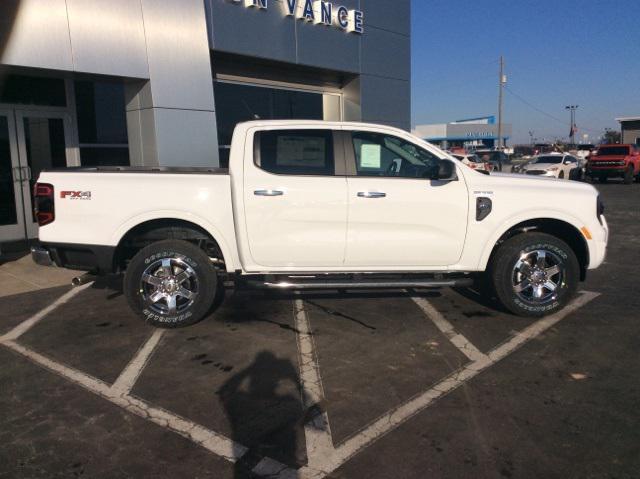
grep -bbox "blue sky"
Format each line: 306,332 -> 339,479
411,0 -> 640,143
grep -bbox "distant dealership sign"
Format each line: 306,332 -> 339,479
231,0 -> 364,34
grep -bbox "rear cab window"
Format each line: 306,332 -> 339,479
255,129 -> 335,176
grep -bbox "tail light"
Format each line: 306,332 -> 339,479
34,183 -> 55,226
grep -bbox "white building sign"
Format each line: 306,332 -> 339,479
232,0 -> 364,34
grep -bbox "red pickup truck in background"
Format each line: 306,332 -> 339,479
586,144 -> 640,184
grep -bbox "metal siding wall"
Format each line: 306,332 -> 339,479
359,0 -> 411,130
0,0 -> 74,71
66,0 -> 148,78
128,0 -> 220,167
206,0 -> 411,130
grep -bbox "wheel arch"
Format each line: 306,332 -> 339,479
112,217 -> 236,273
482,217 -> 590,281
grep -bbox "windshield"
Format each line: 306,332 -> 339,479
533,156 -> 563,164
597,146 -> 630,156
578,144 -> 595,151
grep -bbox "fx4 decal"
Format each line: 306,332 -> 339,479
60,191 -> 92,200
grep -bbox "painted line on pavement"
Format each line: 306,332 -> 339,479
1,282 -> 94,342
412,295 -> 489,362
292,291 -> 600,479
0,339 -> 254,466
290,299 -> 335,471
110,328 -> 165,396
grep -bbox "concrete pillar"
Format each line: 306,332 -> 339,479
125,0 -> 219,168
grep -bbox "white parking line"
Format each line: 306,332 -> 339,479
291,299 -> 336,470
412,296 -> 489,362
110,328 -> 165,396
0,339 -> 253,465
1,282 -> 93,342
292,291 -> 600,479
0,282 -> 600,479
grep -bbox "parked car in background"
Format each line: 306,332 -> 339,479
451,153 -> 489,172
586,144 -> 640,184
475,150 -> 509,172
519,153 -> 580,180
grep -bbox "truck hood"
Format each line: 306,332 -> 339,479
589,156 -> 626,161
481,172 -> 598,195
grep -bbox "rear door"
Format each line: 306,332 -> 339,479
243,128 -> 348,269
343,129 -> 468,268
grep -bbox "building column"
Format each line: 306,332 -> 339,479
125,0 -> 219,168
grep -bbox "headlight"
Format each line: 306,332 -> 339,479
549,167 -> 559,171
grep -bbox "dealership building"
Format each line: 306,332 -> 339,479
0,0 -> 410,247
413,116 -> 512,150
617,117 -> 640,145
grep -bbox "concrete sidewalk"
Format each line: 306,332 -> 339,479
0,254 -> 82,298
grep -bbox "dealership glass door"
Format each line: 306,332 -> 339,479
0,110 -> 24,242
0,109 -> 74,243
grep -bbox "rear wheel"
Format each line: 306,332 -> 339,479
124,239 -> 218,328
623,166 -> 634,184
489,233 -> 579,317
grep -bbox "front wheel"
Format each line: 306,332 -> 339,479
124,240 -> 219,328
489,233 -> 579,317
623,166 -> 634,184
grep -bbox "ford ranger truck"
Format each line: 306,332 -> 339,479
31,121 -> 609,328
586,144 -> 640,184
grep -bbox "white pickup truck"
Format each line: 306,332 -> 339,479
31,121 -> 608,327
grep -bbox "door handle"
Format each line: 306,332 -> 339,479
254,189 -> 284,197
357,191 -> 386,198
12,166 -> 22,183
20,166 -> 32,183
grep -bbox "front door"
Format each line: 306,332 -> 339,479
0,109 -> 74,243
344,129 -> 469,268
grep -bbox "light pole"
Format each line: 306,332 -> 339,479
565,105 -> 579,145
497,56 -> 507,150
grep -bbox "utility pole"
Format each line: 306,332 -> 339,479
497,56 -> 506,150
565,105 -> 579,145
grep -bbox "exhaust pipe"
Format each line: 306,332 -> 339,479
71,273 -> 96,287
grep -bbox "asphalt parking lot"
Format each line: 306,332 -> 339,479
1,181 -> 639,479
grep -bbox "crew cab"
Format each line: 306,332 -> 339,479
31,121 -> 608,328
586,144 -> 640,184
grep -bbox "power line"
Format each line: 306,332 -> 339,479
504,86 -> 604,135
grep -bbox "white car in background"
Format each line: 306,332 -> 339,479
519,153 -> 579,180
451,153 -> 489,172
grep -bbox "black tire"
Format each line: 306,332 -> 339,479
623,166 -> 634,184
489,233 -> 579,317
124,239 -> 218,328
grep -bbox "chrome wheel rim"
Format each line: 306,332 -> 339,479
140,257 -> 198,315
512,249 -> 564,304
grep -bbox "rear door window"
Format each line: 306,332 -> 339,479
256,130 -> 335,175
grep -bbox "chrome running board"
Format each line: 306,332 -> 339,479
245,277 -> 473,290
